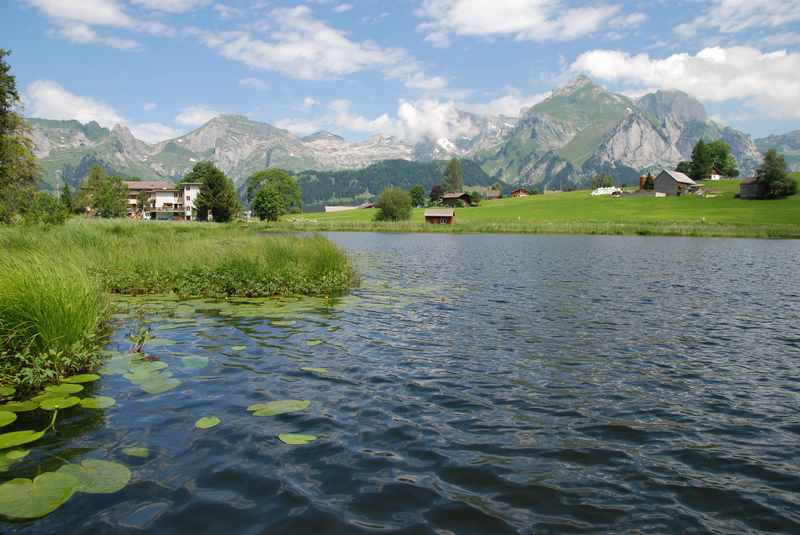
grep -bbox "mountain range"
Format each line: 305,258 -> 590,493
29,75 -> 780,199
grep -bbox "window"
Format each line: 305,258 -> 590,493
186,196 -> 191,201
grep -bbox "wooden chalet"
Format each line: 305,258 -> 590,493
424,208 -> 455,225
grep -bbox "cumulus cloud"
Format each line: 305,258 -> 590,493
571,46 -> 800,117
676,0 -> 800,36
463,90 -> 550,117
129,0 -> 211,13
213,3 -> 243,19
333,3 -> 353,13
175,105 -> 220,127
416,0 -> 621,45
55,23 -> 141,49
190,6 -> 402,79
302,97 -> 318,109
26,80 -> 179,143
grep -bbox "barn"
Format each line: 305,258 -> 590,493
654,170 -> 698,196
424,208 -> 455,225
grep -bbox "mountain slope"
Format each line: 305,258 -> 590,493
755,130 -> 800,171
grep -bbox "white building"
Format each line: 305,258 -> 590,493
124,181 -> 203,221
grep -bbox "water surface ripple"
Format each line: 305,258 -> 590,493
6,233 -> 800,534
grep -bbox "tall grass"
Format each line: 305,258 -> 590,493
0,220 -> 357,390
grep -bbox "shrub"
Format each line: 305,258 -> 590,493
374,187 -> 412,221
252,184 -> 286,221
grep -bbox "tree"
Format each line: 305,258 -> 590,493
469,190 -> 482,206
245,168 -> 302,213
185,162 -> 240,222
24,192 -> 67,225
441,158 -> 464,192
409,185 -> 426,208
706,140 -> 738,177
642,175 -> 655,191
252,183 -> 286,221
0,49 -> 40,224
689,139 -> 714,181
756,149 -> 797,198
676,161 -> 692,175
77,165 -> 128,218
374,187 -> 412,221
591,174 -> 614,188
60,183 -> 73,214
430,184 -> 444,203
136,189 -> 149,213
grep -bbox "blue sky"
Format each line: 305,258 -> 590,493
2,0 -> 799,143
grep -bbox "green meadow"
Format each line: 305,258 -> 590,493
277,178 -> 800,239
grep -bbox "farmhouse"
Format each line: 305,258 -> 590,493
424,208 -> 455,225
441,192 -> 472,207
653,170 -> 698,196
484,189 -> 501,200
511,189 -> 529,197
739,178 -> 768,199
124,181 -> 202,221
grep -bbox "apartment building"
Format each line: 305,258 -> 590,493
124,181 -> 202,221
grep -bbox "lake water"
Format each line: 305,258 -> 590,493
5,233 -> 800,534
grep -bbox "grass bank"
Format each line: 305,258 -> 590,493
275,178 -> 800,239
0,220 -> 357,391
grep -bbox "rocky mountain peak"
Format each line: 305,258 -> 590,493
637,90 -> 707,124
552,74 -> 597,97
302,131 -> 345,143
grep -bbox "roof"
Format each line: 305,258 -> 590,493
442,192 -> 470,199
124,181 -> 173,190
425,209 -> 455,217
660,170 -> 696,185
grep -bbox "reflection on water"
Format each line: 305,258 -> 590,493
4,233 -> 800,534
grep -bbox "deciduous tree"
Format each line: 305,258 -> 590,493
409,185 -> 426,207
374,187 -> 411,221
756,149 -> 796,198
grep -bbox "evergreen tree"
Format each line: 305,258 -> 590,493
0,49 -> 39,224
430,184 -> 444,203
689,139 -> 714,181
756,149 -> 796,198
441,158 -> 464,192
591,174 -> 614,188
676,161 -> 692,175
187,161 -> 240,222
60,183 -> 73,214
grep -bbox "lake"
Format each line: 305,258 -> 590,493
5,233 -> 800,534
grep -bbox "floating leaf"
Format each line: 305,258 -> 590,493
139,376 -> 181,395
271,320 -> 296,327
301,367 -> 329,375
0,387 -> 15,397
278,433 -> 317,445
195,416 -> 220,429
6,450 -> 28,461
32,391 -> 64,402
182,356 -> 209,369
0,412 -> 17,428
45,383 -> 84,395
80,396 -> 116,409
2,400 -> 39,412
146,338 -> 176,348
40,397 -> 80,411
0,429 -> 45,450
121,447 -> 149,458
306,340 -> 323,347
230,345 -> 246,351
57,460 -> 131,494
63,374 -> 100,384
99,355 -> 133,375
248,400 -> 310,417
0,472 -> 79,519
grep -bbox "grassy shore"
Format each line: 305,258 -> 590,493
0,220 -> 356,391
273,178 -> 800,239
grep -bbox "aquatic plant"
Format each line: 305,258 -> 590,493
195,416 -> 220,429
278,433 -> 317,445
247,400 -> 310,417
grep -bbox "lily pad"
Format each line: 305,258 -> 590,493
0,387 -> 15,397
0,429 -> 45,450
40,397 -> 81,411
57,460 -> 131,494
0,412 -> 17,428
248,400 -> 310,417
230,345 -> 246,351
63,374 -> 100,384
6,450 -> 29,461
301,367 -> 329,375
271,320 -> 296,327
121,447 -> 149,458
80,396 -> 116,409
278,433 -> 317,445
195,416 -> 220,429
146,338 -> 176,348
0,472 -> 79,519
181,355 -> 209,369
306,340 -> 323,347
139,376 -> 181,395
2,400 -> 39,412
45,383 -> 84,395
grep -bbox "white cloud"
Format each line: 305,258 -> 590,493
274,118 -> 325,136
175,105 -> 219,127
464,89 -> 550,117
213,3 -> 242,19
129,0 -> 211,13
302,97 -> 318,109
190,6 -> 402,79
404,72 -> 448,91
143,101 -> 157,111
333,4 -> 353,13
55,23 -> 141,49
676,0 -> 800,36
129,122 -> 181,143
416,0 -> 621,46
571,46 -> 800,117
239,77 -> 270,90
26,80 -> 181,143
27,80 -> 125,126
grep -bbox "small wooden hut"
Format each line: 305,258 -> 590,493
424,208 -> 455,225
